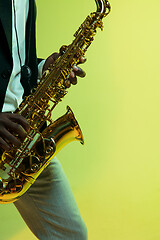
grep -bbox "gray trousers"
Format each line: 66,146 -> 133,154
14,157 -> 88,240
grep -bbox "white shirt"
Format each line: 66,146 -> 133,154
2,0 -> 44,113
2,0 -> 29,112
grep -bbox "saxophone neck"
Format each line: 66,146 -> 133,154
95,0 -> 111,16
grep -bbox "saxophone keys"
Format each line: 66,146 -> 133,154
64,80 -> 71,88
35,138 -> 56,159
6,178 -> 23,193
21,155 -> 41,174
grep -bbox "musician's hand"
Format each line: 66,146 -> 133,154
0,113 -> 30,151
43,52 -> 86,88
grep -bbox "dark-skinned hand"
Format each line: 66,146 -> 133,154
0,113 -> 30,151
43,51 -> 86,88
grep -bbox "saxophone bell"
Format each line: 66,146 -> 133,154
40,106 -> 84,155
0,106 -> 84,204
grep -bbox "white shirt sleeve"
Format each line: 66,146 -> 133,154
37,59 -> 46,82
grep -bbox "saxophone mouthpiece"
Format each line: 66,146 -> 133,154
95,0 -> 111,16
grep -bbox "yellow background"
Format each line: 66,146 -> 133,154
1,0 -> 160,239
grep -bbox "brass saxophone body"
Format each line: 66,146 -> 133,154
0,0 -> 111,204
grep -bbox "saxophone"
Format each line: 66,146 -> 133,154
0,0 -> 111,204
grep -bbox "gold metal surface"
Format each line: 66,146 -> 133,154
0,0 -> 111,204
